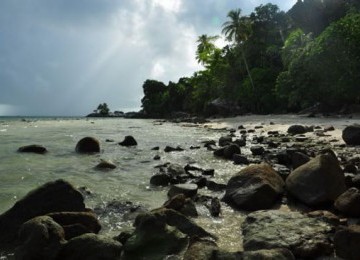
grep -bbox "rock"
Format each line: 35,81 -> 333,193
47,211 -> 101,240
206,181 -> 227,191
167,163 -> 186,176
342,124 -> 360,145
95,160 -> 116,170
119,136 -> 137,146
334,187 -> 360,217
223,144 -> 241,159
183,238 -> 218,260
75,137 -> 100,153
151,146 -> 160,150
219,136 -> 232,147
234,138 -> 246,147
153,155 -> 161,160
0,179 -> 85,246
291,152 -> 310,169
57,233 -> 123,260
307,210 -> 341,226
232,154 -> 249,165
164,146 -> 184,152
163,194 -> 198,217
250,145 -> 265,156
209,197 -> 221,217
243,248 -> 295,260
324,125 -> 335,132
14,216 -> 65,260
168,184 -> 198,198
17,144 -> 48,154
242,210 -> 333,258
150,173 -> 171,186
213,147 -> 225,157
123,211 -> 188,259
286,153 -> 346,206
334,225 -> 360,260
223,163 -> 285,210
287,125 -> 307,135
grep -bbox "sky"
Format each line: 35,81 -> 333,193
0,0 -> 297,116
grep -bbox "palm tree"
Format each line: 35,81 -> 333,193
196,34 -> 219,66
222,9 -> 254,89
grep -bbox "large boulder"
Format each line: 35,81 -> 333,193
334,187 -> 360,217
342,124 -> 360,145
223,163 -> 285,210
18,144 -> 48,154
242,210 -> 333,258
334,225 -> 360,260
57,233 -> 122,260
287,125 -> 308,135
47,211 -> 101,240
286,153 -> 346,206
0,179 -> 85,246
75,137 -> 100,153
14,216 -> 66,260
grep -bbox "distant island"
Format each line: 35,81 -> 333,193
86,103 -> 144,118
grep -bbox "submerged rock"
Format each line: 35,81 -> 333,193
57,233 -> 122,260
119,136 -> 137,147
242,210 -> 333,258
286,153 -> 346,206
0,179 -> 85,246
15,216 -> 66,260
94,160 -> 116,170
223,163 -> 285,210
18,144 -> 48,154
342,124 -> 360,145
75,137 -> 100,153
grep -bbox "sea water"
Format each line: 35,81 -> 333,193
0,115 -> 358,258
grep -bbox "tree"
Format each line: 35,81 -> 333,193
195,34 -> 219,66
97,103 -> 110,116
222,9 -> 255,89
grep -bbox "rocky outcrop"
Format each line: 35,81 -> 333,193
342,124 -> 360,145
119,136 -> 137,147
334,225 -> 360,260
286,153 -> 346,206
242,210 -> 333,258
75,137 -> 100,153
14,216 -> 66,260
57,233 -> 123,260
18,144 -> 48,154
334,187 -> 360,217
223,163 -> 285,210
0,179 -> 85,246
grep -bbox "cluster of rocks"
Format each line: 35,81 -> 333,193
146,123 -> 360,259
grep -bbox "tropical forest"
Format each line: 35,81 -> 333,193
141,0 -> 360,117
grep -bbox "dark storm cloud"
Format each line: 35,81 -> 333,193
0,0 -> 296,116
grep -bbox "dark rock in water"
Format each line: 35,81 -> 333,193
184,238 -> 218,260
168,184 -> 198,198
343,163 -> 357,174
334,225 -> 360,260
287,125 -> 307,135
232,154 -> 249,165
0,179 -> 85,246
324,125 -> 335,132
164,145 -> 184,152
223,144 -> 240,159
14,216 -> 65,260
291,152 -> 310,169
163,194 -> 198,217
151,146 -> 160,150
57,233 -> 123,260
47,211 -> 101,240
213,147 -> 225,157
219,136 -> 232,147
190,146 -> 200,150
94,160 -> 116,170
243,248 -> 295,260
234,138 -> 246,147
206,180 -> 226,191
119,135 -> 137,146
150,173 -> 171,186
153,155 -> 161,160
250,145 -> 265,156
202,169 -> 215,176
105,139 -> 114,142
123,210 -> 188,259
334,187 -> 360,217
209,197 -> 221,217
75,137 -> 100,153
295,136 -> 308,142
167,163 -> 186,176
242,210 -> 333,258
18,144 -> 48,154
286,153 -> 346,206
223,164 -> 285,210
342,124 -> 360,145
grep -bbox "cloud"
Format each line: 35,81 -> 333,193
0,0 -> 296,116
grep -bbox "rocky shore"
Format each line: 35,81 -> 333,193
1,118 -> 360,259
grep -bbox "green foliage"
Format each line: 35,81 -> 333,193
97,103 -> 110,116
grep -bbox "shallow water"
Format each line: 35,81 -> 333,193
0,115 -> 358,258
